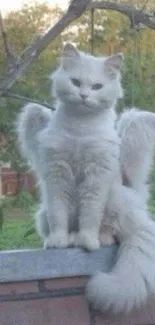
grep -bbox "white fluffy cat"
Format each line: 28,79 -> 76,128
17,44 -> 155,314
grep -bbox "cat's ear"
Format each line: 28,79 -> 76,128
62,43 -> 80,69
104,53 -> 124,78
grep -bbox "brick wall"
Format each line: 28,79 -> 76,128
1,167 -> 36,195
0,247 -> 155,325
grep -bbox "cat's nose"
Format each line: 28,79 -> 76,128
80,93 -> 88,100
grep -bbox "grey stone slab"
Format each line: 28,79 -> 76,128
0,245 -> 118,283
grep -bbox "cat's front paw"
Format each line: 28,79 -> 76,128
75,230 -> 100,251
68,232 -> 77,246
44,231 -> 69,249
99,232 -> 116,246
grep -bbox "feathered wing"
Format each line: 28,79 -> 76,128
17,103 -> 52,171
117,108 -> 155,201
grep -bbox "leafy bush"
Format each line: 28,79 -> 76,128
0,205 -> 4,230
11,190 -> 37,209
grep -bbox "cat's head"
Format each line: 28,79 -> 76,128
51,43 -> 123,114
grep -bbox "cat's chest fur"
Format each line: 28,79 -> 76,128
39,116 -> 120,179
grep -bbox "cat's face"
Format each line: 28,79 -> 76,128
52,44 -> 123,113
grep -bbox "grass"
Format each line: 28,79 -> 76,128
0,192 -> 41,250
0,218 -> 41,250
0,192 -> 155,251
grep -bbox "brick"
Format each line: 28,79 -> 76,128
0,281 -> 38,295
44,276 -> 88,291
93,298 -> 155,325
0,295 -> 90,325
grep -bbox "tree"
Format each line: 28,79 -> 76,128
0,0 -> 155,96
0,0 -> 155,168
0,3 -> 64,168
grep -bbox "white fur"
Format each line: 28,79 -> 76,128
17,44 -> 155,313
87,184 -> 155,313
17,103 -> 52,174
18,44 -> 121,250
117,108 -> 155,202
87,110 -> 155,313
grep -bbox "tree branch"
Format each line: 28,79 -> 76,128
0,0 -> 90,96
2,92 -> 55,110
0,0 -> 154,97
88,1 -> 155,30
0,11 -> 15,66
140,0 -> 149,13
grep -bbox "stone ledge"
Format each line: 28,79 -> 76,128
0,245 -> 117,283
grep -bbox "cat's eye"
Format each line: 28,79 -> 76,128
92,83 -> 103,90
71,78 -> 81,87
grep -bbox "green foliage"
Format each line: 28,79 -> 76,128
0,205 -> 4,230
24,226 -> 36,238
149,169 -> 155,202
0,1 -> 155,168
0,219 -> 41,250
1,191 -> 37,210
11,190 -> 37,209
0,197 -> 40,249
0,191 -> 37,239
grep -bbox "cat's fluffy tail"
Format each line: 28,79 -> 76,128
87,187 -> 155,313
17,103 -> 52,166
117,108 -> 155,200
